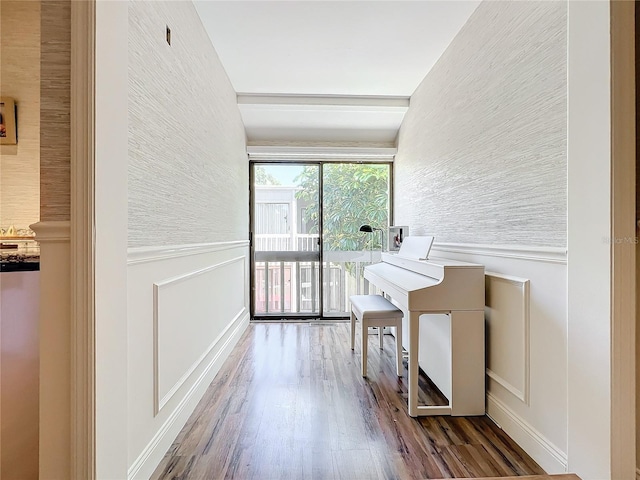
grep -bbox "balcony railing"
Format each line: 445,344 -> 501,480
255,233 -> 319,252
253,240 -> 382,316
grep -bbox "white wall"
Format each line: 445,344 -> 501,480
126,2 -> 249,478
394,0 -> 569,473
95,1 -> 129,478
566,2 -> 612,478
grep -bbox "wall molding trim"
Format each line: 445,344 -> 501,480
487,392 -> 567,473
431,242 -> 567,264
609,2 -> 636,478
128,310 -> 249,480
29,219 -> 73,479
128,240 -> 249,265
485,272 -> 530,405
70,0 -> 96,478
30,220 -> 71,242
153,256 -> 247,414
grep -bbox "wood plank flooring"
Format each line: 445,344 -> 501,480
152,322 -> 550,480
458,477 -> 580,480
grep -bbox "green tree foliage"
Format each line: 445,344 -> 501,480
295,164 -> 389,251
254,166 -> 281,185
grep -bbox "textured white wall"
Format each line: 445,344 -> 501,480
128,1 -> 248,248
394,0 -> 570,472
395,1 -> 567,248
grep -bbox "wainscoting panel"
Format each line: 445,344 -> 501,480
127,241 -> 250,480
154,256 -> 246,414
485,272 -> 530,404
427,244 -> 567,473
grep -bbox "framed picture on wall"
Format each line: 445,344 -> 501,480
388,226 -> 409,251
0,97 -> 17,145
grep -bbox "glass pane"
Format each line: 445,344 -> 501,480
322,164 -> 389,315
253,164 -> 320,315
254,164 -> 319,253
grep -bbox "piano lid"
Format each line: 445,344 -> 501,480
365,253 -> 485,311
366,261 -> 442,293
380,252 -> 482,277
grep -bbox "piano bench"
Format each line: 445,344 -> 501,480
349,294 -> 404,378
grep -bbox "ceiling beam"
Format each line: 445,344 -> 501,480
246,145 -> 397,161
237,93 -> 409,111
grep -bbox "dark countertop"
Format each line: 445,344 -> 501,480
0,253 -> 40,272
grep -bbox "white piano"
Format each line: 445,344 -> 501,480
364,251 -> 485,417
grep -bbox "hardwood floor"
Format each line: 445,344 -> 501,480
152,322 -> 548,480
462,477 -> 579,480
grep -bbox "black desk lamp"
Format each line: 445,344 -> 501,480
359,224 -> 384,256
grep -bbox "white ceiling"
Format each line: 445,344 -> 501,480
194,1 -> 480,144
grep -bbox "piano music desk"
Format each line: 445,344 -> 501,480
365,252 -> 485,417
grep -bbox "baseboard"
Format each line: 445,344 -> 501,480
127,311 -> 250,480
486,392 -> 567,474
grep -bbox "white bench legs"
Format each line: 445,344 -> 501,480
349,295 -> 404,377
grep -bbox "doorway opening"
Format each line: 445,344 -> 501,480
250,161 -> 392,320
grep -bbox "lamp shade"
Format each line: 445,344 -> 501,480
359,224 -> 374,233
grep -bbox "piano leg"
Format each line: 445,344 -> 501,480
395,320 -> 403,377
408,311 -> 420,417
350,310 -> 356,350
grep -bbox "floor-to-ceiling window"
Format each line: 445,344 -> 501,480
250,161 -> 391,319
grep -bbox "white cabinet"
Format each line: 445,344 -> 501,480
1,270 -> 39,479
